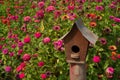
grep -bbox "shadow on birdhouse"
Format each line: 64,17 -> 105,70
61,18 -> 98,63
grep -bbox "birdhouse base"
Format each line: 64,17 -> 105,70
70,63 -> 86,80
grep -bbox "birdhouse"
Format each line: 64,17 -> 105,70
62,18 -> 98,63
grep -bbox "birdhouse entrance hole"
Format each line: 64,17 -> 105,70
71,45 -> 80,53
71,45 -> 80,59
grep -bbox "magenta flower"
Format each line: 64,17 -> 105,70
9,52 -> 14,57
45,71 -> 51,77
9,15 -> 18,21
18,49 -> 23,55
109,16 -> 115,19
53,25 -> 60,31
18,41 -> 24,48
113,17 -> 120,23
95,6 -> 104,11
43,37 -> 51,44
2,48 -> 9,55
67,13 -> 77,20
4,66 -> 12,72
38,61 -> 44,67
54,10 -> 62,19
19,73 -> 25,79
53,40 -> 63,51
23,16 -> 31,22
106,67 -> 114,74
67,5 -> 75,10
22,54 -> 31,61
11,44 -> 16,48
46,6 -> 55,12
34,32 -> 42,38
16,62 -> 26,72
24,35 -> 31,43
38,1 -> 45,9
109,3 -> 116,9
40,73 -> 47,79
99,38 -> 107,45
35,10 -> 44,19
92,56 -> 100,63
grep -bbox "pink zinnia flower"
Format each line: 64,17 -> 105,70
40,73 -> 47,79
5,66 -> 12,72
38,61 -> 44,67
92,56 -> 100,63
9,52 -> 14,57
106,67 -> 114,74
18,41 -> 24,48
67,5 -> 75,10
23,16 -> 31,22
46,6 -> 55,12
19,73 -> 25,79
18,49 -> 23,55
16,62 -> 26,72
35,10 -> 44,19
22,54 -> 31,61
99,38 -> 107,45
95,6 -> 104,11
53,25 -> 60,31
113,17 -> 120,23
24,35 -> 31,43
53,40 -> 63,51
38,1 -> 45,9
34,32 -> 42,38
54,10 -> 62,19
2,48 -> 9,55
43,37 -> 51,44
11,44 -> 16,48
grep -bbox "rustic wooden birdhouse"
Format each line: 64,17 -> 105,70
62,18 -> 98,63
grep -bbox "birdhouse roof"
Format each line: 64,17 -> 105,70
61,18 -> 98,45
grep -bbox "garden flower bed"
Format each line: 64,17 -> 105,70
0,0 -> 120,80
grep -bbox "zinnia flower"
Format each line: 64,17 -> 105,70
99,38 -> 107,45
89,22 -> 97,27
53,40 -> 63,51
92,56 -> 100,63
38,1 -> 45,9
43,37 -> 51,44
67,5 -> 74,10
35,10 -> 44,19
38,61 -> 44,67
22,54 -> 31,61
40,73 -> 47,79
34,32 -> 42,38
23,16 -> 31,22
53,25 -> 60,31
109,45 -> 117,51
24,35 -> 31,43
46,6 -> 55,12
105,67 -> 114,78
95,6 -> 104,11
4,66 -> 12,72
2,48 -> 9,54
19,73 -> 25,79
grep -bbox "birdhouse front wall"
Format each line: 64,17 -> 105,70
63,25 -> 89,63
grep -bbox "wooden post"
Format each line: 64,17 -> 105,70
70,63 -> 86,80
